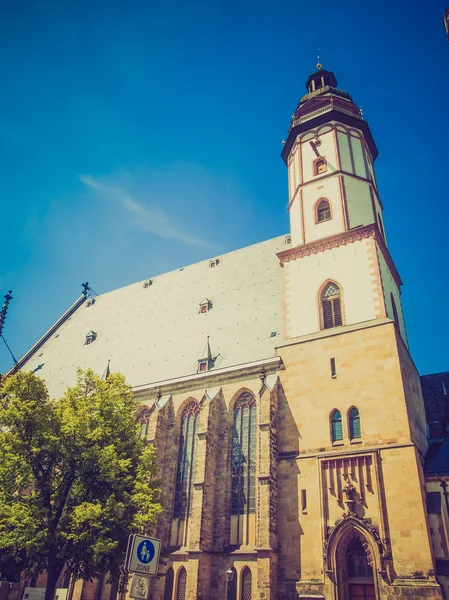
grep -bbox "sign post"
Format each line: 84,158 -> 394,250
125,534 -> 161,600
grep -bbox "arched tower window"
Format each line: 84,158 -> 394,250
231,394 -> 256,518
391,293 -> 399,327
321,282 -> 343,329
227,567 -> 237,600
241,567 -> 252,600
348,408 -> 361,440
316,199 -> 331,222
176,567 -> 187,600
164,568 -> 174,600
174,402 -> 200,519
331,410 -> 343,442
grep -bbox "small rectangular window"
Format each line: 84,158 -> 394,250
301,489 -> 307,514
314,157 -> 327,176
330,357 -> 336,378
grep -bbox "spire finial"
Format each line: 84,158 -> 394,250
317,48 -> 322,70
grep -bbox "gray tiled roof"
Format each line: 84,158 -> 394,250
20,235 -> 287,399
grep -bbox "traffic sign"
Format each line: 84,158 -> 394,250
129,574 -> 150,600
125,534 -> 161,576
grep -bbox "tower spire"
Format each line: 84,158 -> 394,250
317,48 -> 322,70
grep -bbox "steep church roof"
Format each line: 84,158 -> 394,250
17,235 -> 287,399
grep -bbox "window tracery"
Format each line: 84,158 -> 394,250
241,567 -> 252,600
176,568 -> 187,600
321,282 -> 343,329
174,402 -> 200,519
231,394 -> 256,517
137,408 -> 151,439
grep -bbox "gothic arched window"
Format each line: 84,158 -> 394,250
176,567 -> 187,600
349,407 -> 361,440
321,282 -> 343,329
137,408 -> 151,440
227,567 -> 237,600
317,199 -> 331,222
174,402 -> 200,519
164,568 -> 174,600
331,410 -> 343,442
241,567 -> 252,600
346,538 -> 373,578
231,394 -> 256,517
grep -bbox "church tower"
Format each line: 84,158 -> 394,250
279,65 -> 406,344
276,67 -> 443,599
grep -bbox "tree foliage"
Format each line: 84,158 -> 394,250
0,370 -> 161,600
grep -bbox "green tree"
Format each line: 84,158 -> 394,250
0,370 -> 161,600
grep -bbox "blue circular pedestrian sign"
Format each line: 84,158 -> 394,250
137,540 -> 155,564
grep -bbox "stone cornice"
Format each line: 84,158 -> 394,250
132,355 -> 283,398
277,224 -> 402,288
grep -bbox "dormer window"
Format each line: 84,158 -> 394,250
209,258 -> 219,268
199,359 -> 211,372
85,331 -> 97,345
199,298 -> 212,314
314,158 -> 327,176
285,234 -> 292,245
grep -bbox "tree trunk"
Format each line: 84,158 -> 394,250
44,561 -> 64,600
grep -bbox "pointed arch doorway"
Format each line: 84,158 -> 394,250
343,537 -> 375,600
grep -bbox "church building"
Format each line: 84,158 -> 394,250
10,66 -> 446,600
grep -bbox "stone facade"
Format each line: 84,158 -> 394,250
13,68 -> 447,599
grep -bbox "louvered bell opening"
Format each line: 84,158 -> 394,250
333,298 -> 342,326
323,299 -> 334,329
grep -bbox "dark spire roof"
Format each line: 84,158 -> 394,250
281,66 -> 379,164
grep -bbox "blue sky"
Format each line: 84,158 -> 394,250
0,0 -> 448,377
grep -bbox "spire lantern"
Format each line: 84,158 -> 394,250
305,69 -> 338,93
